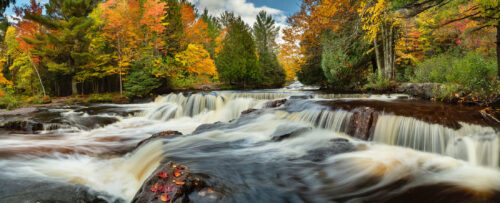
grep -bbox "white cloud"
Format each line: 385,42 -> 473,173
188,0 -> 286,26
188,0 -> 288,43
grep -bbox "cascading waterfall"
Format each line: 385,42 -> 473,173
373,114 -> 499,167
279,110 -> 353,133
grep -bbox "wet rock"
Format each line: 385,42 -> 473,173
0,119 -> 43,132
241,108 -> 257,115
302,138 -> 356,162
289,95 -> 313,100
132,162 -> 207,203
137,131 -> 183,148
347,107 -> 379,140
0,176 -> 124,203
396,83 -> 440,99
271,124 -> 311,141
70,116 -> 119,130
265,99 -> 287,108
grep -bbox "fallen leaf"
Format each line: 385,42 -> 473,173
174,170 -> 181,177
172,165 -> 177,168
150,183 -> 158,192
160,193 -> 171,202
158,171 -> 168,179
177,165 -> 185,170
175,180 -> 185,185
158,184 -> 165,192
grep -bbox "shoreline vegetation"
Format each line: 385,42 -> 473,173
1,0 -> 499,110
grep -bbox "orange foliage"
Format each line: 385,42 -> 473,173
181,4 -> 209,46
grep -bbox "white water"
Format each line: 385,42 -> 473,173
0,91 -> 499,202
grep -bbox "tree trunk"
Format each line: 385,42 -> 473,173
497,23 -> 500,78
373,38 -> 382,76
119,65 -> 123,95
71,77 -> 78,95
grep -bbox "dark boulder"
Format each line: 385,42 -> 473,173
137,131 -> 183,148
0,176 -> 124,203
396,83 -> 440,99
0,119 -> 43,132
132,162 -> 208,203
347,107 -> 379,140
270,124 -> 311,141
265,99 -> 287,108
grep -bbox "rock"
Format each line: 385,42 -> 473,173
132,162 -> 207,203
270,124 -> 311,141
0,119 -> 43,132
137,131 -> 183,148
265,99 -> 287,108
289,95 -> 313,100
241,109 -> 257,115
0,176 -> 124,203
302,138 -> 356,162
347,107 -> 378,140
396,83 -> 440,99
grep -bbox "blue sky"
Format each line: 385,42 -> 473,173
7,0 -> 300,23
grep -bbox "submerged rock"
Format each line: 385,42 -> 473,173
0,176 -> 124,203
0,119 -> 43,132
132,162 -> 208,203
270,124 -> 311,141
302,138 -> 356,162
289,95 -> 313,100
137,131 -> 183,148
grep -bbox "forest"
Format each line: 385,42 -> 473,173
0,0 -> 288,108
0,0 -> 499,109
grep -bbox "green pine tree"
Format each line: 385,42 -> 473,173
253,11 -> 286,88
24,0 -> 97,95
216,12 -> 261,89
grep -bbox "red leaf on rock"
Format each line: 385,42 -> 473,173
150,183 -> 158,192
158,171 -> 168,179
160,193 -> 171,202
174,170 -> 181,177
158,184 -> 165,192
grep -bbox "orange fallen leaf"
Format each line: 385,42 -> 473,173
175,180 -> 185,185
150,183 -> 158,192
160,193 -> 171,202
174,170 -> 181,177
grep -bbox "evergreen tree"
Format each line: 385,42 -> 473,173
162,0 -> 184,56
216,12 -> 261,88
25,0 -> 97,95
253,11 -> 286,88
200,9 -> 221,59
296,35 -> 327,86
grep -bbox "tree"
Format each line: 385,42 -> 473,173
100,0 -> 141,95
175,43 -> 217,81
253,11 -> 286,88
25,0 -> 97,95
216,12 -> 261,88
200,9 -> 222,59
162,0 -> 184,56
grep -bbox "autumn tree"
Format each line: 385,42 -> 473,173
175,43 -> 217,81
200,9 -> 222,59
253,11 -> 286,88
100,0 -> 141,95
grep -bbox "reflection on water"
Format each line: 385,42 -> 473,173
0,90 -> 499,202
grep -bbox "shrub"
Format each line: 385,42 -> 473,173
365,72 -> 393,91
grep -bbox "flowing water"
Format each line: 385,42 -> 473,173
0,86 -> 499,202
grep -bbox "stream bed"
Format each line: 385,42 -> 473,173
0,85 -> 499,202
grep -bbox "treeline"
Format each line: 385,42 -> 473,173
0,0 -> 287,100
281,0 -> 499,102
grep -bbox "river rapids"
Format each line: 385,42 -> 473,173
0,85 -> 499,202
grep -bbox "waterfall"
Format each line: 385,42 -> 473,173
373,114 -> 499,167
280,110 -> 353,133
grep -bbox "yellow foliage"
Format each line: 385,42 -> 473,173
175,44 -> 217,81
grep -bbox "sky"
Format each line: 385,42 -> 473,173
7,0 -> 300,24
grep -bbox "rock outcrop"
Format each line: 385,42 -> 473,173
0,119 -> 43,132
137,131 -> 183,148
132,162 -> 209,203
347,107 -> 378,140
396,83 -> 440,99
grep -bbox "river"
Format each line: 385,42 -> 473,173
0,82 -> 499,202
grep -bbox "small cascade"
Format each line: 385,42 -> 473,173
314,93 -> 410,100
281,110 -> 353,133
373,114 -> 499,167
218,92 -> 292,100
